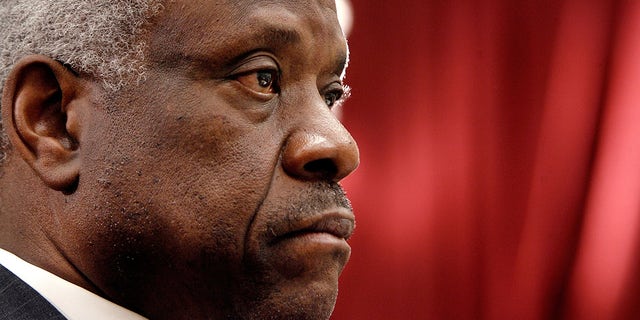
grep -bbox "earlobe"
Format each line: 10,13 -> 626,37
1,55 -> 84,193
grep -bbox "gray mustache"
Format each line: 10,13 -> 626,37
264,182 -> 353,233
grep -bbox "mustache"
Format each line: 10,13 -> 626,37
291,182 -> 352,214
264,182 -> 353,235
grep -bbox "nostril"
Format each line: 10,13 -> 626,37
303,158 -> 338,180
282,129 -> 358,182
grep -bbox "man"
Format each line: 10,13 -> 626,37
0,0 -> 359,319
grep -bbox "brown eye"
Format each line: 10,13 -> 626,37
236,70 -> 278,94
324,90 -> 343,108
323,84 -> 350,109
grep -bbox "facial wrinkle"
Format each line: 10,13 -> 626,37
241,144 -> 283,267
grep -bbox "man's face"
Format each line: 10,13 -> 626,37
63,0 -> 358,319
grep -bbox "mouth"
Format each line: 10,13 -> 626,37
257,204 -> 355,278
269,209 -> 355,245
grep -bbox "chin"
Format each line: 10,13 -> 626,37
232,279 -> 339,320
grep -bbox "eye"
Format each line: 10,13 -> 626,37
323,85 -> 351,109
324,90 -> 342,107
235,69 -> 279,94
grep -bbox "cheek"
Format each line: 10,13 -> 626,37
150,101 -> 279,212
75,87 -> 283,285
123,109 -> 279,251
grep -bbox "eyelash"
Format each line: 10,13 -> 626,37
233,68 -> 351,109
325,85 -> 351,109
232,68 -> 280,96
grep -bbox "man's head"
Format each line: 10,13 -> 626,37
0,0 -> 359,319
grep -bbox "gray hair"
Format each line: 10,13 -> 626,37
0,0 -> 165,162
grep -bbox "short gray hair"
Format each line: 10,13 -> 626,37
0,0 -> 164,162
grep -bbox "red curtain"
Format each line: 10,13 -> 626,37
334,0 -> 640,319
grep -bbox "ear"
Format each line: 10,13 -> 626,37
1,55 -> 85,193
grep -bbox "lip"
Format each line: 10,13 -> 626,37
269,209 -> 355,245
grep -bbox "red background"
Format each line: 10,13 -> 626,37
335,0 -> 640,319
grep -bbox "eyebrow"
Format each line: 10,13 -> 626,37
334,52 -> 348,78
159,25 -> 349,79
248,26 -> 348,76
252,26 -> 302,49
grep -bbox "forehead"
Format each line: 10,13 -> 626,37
147,0 -> 346,69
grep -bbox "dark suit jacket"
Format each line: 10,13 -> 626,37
0,264 -> 66,320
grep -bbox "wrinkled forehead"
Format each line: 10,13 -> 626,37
147,0 -> 346,67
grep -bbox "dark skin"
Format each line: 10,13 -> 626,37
0,0 -> 358,319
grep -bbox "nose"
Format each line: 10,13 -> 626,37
282,112 -> 359,182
